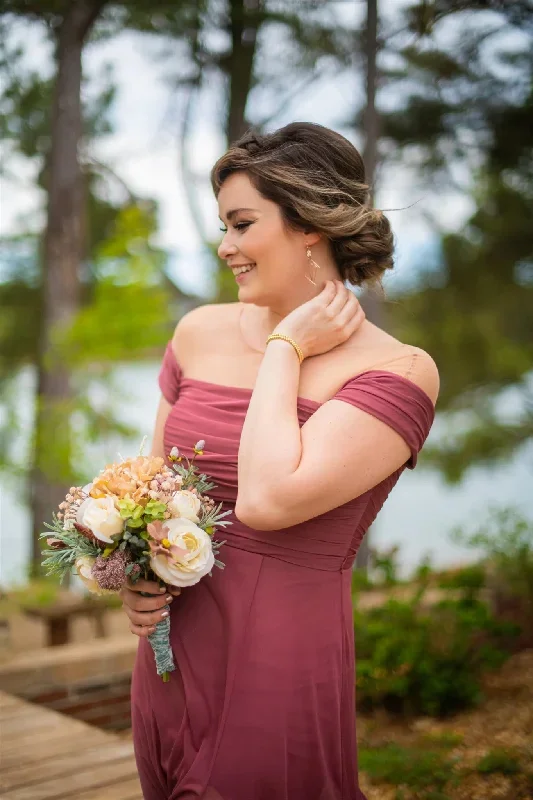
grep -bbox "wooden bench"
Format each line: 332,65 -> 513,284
22,591 -> 107,647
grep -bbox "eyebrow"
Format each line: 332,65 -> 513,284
219,207 -> 260,222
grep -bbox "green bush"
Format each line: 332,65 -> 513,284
351,568 -> 374,595
476,748 -> 521,776
452,508 -> 533,647
355,588 -> 519,717
437,564 -> 486,592
370,544 -> 401,587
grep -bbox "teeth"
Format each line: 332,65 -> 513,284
233,264 -> 255,276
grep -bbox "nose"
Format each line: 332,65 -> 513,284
218,231 -> 238,261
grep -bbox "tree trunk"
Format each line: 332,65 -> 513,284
362,0 -> 379,200
226,0 -> 261,145
211,0 -> 262,300
30,0 -> 106,571
356,0 -> 380,573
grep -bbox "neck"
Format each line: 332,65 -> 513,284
264,262 -> 341,330
241,246 -> 341,349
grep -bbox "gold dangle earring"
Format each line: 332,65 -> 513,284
305,245 -> 321,285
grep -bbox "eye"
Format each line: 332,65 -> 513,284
219,221 -> 252,233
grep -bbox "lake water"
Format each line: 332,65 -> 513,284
1,362 -> 531,587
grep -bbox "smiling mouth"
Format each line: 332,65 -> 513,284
232,264 -> 256,277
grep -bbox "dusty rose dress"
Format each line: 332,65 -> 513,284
131,342 -> 435,800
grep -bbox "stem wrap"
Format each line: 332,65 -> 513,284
141,595 -> 176,680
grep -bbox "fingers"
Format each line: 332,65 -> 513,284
126,577 -> 165,594
125,603 -> 172,629
129,622 -> 156,638
129,621 -> 152,638
318,280 -> 337,305
337,291 -> 365,334
120,579 -> 183,639
326,280 -> 350,317
120,586 -> 178,612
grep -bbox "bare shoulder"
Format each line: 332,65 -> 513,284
381,342 -> 440,406
400,346 -> 440,405
172,302 -> 239,349
345,322 -> 440,405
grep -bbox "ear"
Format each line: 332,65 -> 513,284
304,231 -> 321,247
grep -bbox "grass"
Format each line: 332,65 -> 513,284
358,742 -> 459,799
359,736 -> 530,799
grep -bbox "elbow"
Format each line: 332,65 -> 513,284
235,494 -> 286,531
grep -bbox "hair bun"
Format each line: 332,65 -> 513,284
333,207 -> 394,287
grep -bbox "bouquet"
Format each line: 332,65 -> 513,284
40,439 -> 230,681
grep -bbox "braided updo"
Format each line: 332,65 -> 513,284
211,122 -> 394,287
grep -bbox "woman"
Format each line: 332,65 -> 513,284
122,122 -> 439,800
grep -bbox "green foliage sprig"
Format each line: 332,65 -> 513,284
39,516 -> 100,581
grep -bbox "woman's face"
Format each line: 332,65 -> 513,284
217,172 -> 310,307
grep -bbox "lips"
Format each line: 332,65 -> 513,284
232,263 -> 256,277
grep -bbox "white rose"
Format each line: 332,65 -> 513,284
167,490 -> 202,523
75,556 -> 110,595
150,518 -> 215,588
77,496 -> 124,544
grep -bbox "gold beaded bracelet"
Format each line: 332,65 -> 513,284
265,333 -> 304,365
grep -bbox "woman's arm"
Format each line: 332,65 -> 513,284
150,396 -> 173,458
236,282 -> 439,531
236,351 -> 438,530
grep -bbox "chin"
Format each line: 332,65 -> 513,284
238,288 -> 272,308
237,283 -> 261,304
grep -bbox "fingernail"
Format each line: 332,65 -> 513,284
149,627 -> 156,633
165,595 -> 173,603
161,610 -> 169,618
159,586 -> 166,593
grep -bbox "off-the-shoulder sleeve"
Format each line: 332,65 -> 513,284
333,371 -> 436,468
158,341 -> 182,405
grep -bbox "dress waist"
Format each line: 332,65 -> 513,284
215,512 -> 359,573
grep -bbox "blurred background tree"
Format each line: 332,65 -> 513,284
376,0 -> 533,479
0,2 -> 195,568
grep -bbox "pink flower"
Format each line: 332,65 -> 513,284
147,521 -> 188,560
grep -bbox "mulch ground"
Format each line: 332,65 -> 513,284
358,649 -> 533,799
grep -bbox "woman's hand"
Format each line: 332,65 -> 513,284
273,280 -> 365,359
119,578 -> 181,638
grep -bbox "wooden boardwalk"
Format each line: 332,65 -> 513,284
0,691 -> 142,800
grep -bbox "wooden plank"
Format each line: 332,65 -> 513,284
1,741 -> 135,791
0,693 -> 21,712
0,704 -> 43,724
74,776 -> 142,800
1,711 -> 73,737
3,758 -> 138,800
0,691 -> 141,800
0,727 -> 107,769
